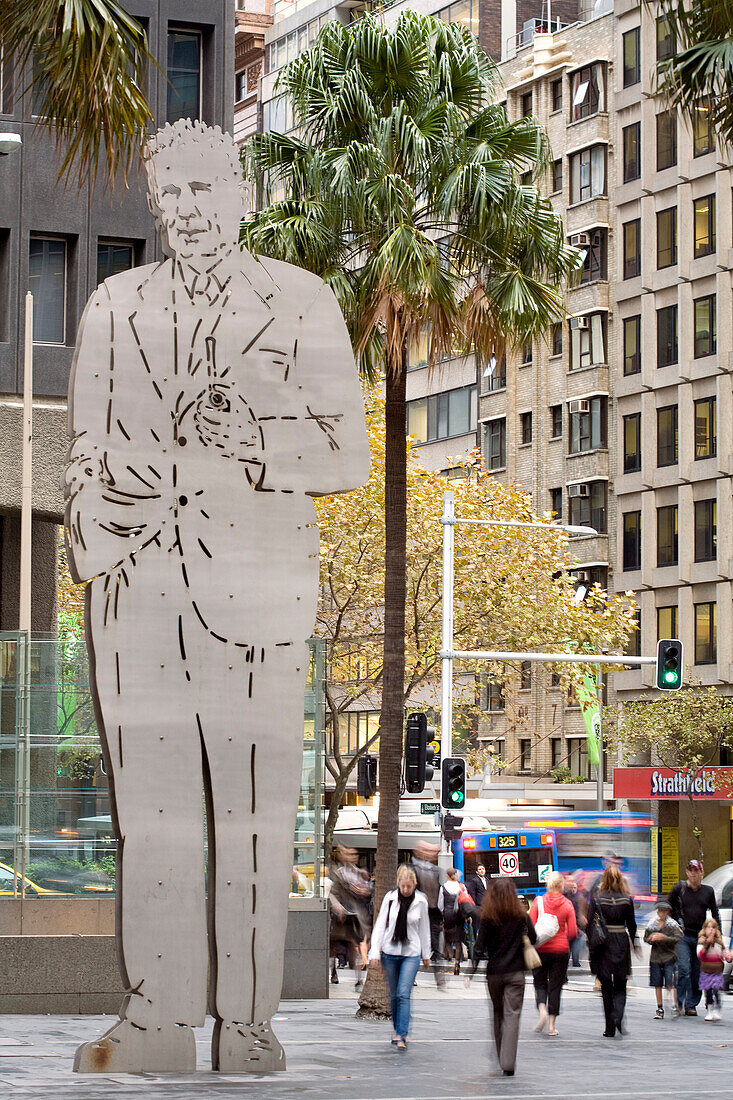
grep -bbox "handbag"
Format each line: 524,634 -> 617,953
587,900 -> 608,951
522,932 -> 542,970
534,895 -> 560,946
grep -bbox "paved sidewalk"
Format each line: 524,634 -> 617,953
1,975 -> 731,1099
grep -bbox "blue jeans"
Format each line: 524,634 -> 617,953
380,952 -> 421,1038
677,934 -> 701,1009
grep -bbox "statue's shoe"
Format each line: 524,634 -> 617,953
73,1019 -> 196,1074
212,1020 -> 286,1073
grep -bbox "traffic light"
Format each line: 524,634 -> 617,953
656,639 -> 683,691
441,757 -> 466,809
404,713 -> 436,794
357,754 -> 377,798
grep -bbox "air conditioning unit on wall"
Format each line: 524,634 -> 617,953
568,483 -> 590,498
570,232 -> 591,247
569,315 -> 589,330
568,398 -> 590,413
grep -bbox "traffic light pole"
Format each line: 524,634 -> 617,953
439,490 -> 658,850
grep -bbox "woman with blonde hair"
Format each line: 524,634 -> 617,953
369,865 -> 431,1049
587,863 -> 638,1037
528,870 -> 577,1036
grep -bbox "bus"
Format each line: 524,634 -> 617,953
332,821 -> 558,904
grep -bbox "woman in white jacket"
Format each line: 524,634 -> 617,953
369,865 -> 431,1049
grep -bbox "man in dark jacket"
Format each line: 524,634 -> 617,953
412,844 -> 445,987
466,864 -> 489,950
669,860 -> 720,1015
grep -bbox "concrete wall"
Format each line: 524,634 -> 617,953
0,899 -> 329,1012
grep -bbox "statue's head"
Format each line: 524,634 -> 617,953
144,120 -> 246,269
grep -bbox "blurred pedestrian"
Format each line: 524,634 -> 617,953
369,866 -> 431,1050
469,877 -> 537,1077
439,868 -> 463,975
529,871 -> 576,1036
563,876 -> 587,968
329,846 -> 372,988
412,844 -> 445,988
466,863 -> 489,953
644,898 -> 681,1019
587,863 -> 638,1038
697,917 -> 731,1021
669,859 -> 720,1016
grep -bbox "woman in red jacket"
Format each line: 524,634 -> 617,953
529,872 -> 577,1036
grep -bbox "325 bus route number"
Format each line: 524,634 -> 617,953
497,834 -> 518,849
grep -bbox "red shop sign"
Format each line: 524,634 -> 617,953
613,767 -> 733,800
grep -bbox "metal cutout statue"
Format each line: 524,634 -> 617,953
64,120 -> 370,1074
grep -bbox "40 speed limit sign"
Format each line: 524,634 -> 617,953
498,851 -> 519,876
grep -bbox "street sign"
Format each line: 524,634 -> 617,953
498,851 -> 519,876
421,801 -> 440,815
428,739 -> 441,765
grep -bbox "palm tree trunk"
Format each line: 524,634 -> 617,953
357,356 -> 407,1017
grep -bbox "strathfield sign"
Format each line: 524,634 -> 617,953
613,766 -> 733,800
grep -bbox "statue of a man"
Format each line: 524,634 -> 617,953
65,120 -> 369,1074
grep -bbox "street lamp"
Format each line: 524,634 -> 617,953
0,133 -> 22,157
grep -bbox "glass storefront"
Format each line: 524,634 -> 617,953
0,633 -> 324,901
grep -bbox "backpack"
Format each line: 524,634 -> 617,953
534,894 -> 560,946
441,886 -> 459,921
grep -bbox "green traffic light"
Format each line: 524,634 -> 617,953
664,671 -> 679,684
451,791 -> 463,803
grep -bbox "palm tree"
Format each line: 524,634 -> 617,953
1,0 -> 152,185
656,0 -> 733,146
244,11 -> 579,1009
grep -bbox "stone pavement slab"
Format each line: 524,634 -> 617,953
0,976 -> 731,1099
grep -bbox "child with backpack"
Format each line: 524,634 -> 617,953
697,918 -> 732,1021
643,898 -> 681,1019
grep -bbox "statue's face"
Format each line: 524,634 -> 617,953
147,143 -> 243,267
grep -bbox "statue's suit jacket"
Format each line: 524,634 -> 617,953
65,251 -> 370,647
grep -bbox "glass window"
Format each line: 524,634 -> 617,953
624,315 -> 641,375
694,294 -> 716,358
695,601 -> 716,664
97,241 -> 133,286
656,110 -> 677,171
626,610 -> 641,657
623,219 -> 641,278
483,357 -> 506,392
519,739 -> 532,771
520,662 -> 532,690
568,481 -> 607,532
235,71 -> 246,101
656,14 -> 675,61
485,419 -> 506,470
407,385 -> 477,444
657,304 -> 678,367
579,230 -> 607,284
521,91 -> 532,117
550,405 -> 562,437
657,504 -> 678,566
408,325 -> 429,369
623,412 -> 641,472
551,79 -> 563,112
551,159 -> 563,193
487,680 -> 504,711
623,511 -> 641,570
657,605 -> 678,640
694,396 -> 716,459
522,341 -> 533,365
694,498 -> 717,562
550,487 -> 562,519
570,146 -> 606,203
693,194 -> 716,257
569,396 -> 607,453
657,404 -> 678,467
520,411 -> 532,444
167,30 -> 201,124
262,94 -> 294,134
693,103 -> 715,157
570,313 -> 606,369
571,63 -> 605,121
551,323 -> 563,356
623,27 -> 641,87
29,236 -> 66,344
623,122 -> 641,182
656,207 -> 677,268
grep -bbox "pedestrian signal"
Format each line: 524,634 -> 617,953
656,638 -> 683,691
405,713 -> 436,794
441,757 -> 466,809
357,754 -> 377,799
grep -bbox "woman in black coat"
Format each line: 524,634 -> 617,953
470,878 -> 537,1077
587,864 -> 638,1037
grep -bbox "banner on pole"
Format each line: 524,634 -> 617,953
575,669 -> 600,767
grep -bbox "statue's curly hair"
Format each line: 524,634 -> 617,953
143,119 -> 242,179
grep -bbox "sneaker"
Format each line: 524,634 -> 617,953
685,1008 -> 698,1017
671,1007 -> 681,1019
705,1013 -> 714,1021
712,1010 -> 721,1021
654,1007 -> 664,1020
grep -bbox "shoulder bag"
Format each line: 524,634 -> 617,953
522,931 -> 542,970
533,894 -> 560,946
587,895 -> 608,951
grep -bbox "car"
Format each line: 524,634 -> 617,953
701,862 -> 733,991
0,861 -> 62,897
